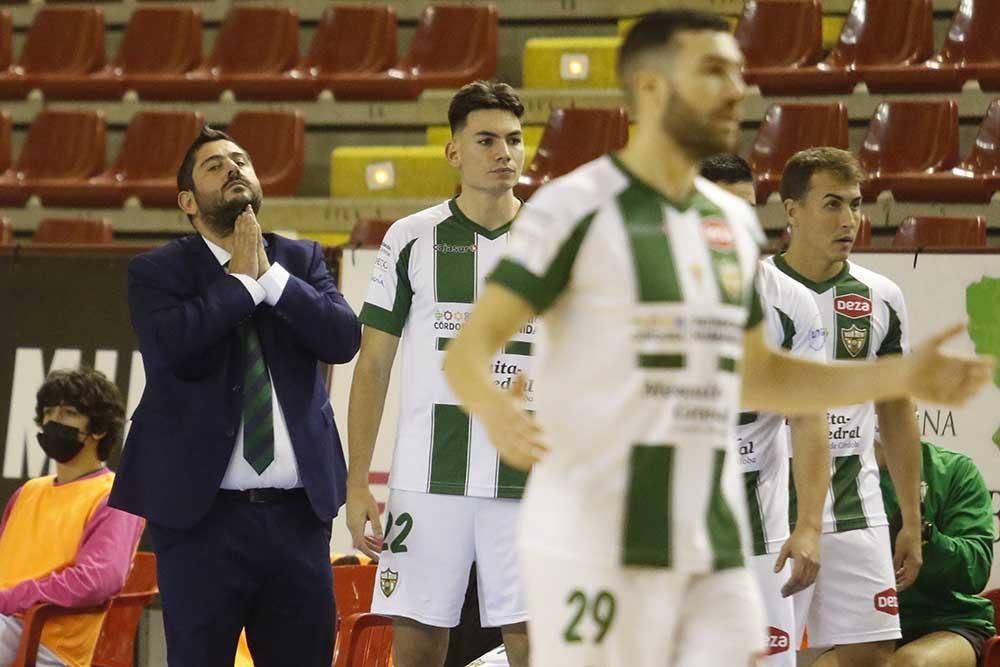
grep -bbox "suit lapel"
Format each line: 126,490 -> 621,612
183,234 -> 228,292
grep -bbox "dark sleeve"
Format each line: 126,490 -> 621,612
128,254 -> 257,372
271,242 -> 361,364
920,456 -> 995,594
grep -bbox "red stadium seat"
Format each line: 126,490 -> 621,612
333,5 -> 497,101
0,109 -> 10,175
41,111 -> 204,208
891,216 -> 987,248
13,552 -> 158,667
333,564 -> 376,626
33,218 -> 113,244
848,0 -> 939,93
0,110 -> 106,206
220,5 -> 398,101
952,0 -> 1000,91
227,111 -> 305,196
0,215 -> 11,245
515,107 -> 629,199
349,219 -> 394,248
117,7 -> 204,101
857,101 -> 960,200
0,10 -> 11,71
877,99 -> 1000,202
214,6 -> 302,100
0,7 -> 106,99
748,103 -> 849,203
333,613 -> 392,667
736,0 -> 828,96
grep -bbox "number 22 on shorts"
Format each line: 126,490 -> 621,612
381,512 -> 414,553
563,589 -> 616,645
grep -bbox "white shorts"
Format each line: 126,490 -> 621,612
522,546 -> 766,667
370,489 -> 527,628
793,525 -> 901,647
749,553 -> 796,667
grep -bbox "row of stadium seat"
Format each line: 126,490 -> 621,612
1,214 -> 988,250
0,110 -> 304,206
752,99 -> 1000,204
0,4 -> 495,101
523,0 -> 1000,93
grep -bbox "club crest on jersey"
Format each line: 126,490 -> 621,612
840,324 -> 867,358
379,568 -> 399,597
834,293 -> 872,319
700,218 -> 735,250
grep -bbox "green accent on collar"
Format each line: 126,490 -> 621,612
608,153 -> 697,212
447,199 -> 516,240
772,253 -> 852,294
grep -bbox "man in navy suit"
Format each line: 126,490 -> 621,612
110,125 -> 361,666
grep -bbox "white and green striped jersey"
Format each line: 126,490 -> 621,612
737,261 -> 826,556
490,154 -> 764,573
767,254 -> 909,534
359,199 -> 536,499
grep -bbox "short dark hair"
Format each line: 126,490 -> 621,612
779,147 -> 866,201
700,153 -> 753,184
35,368 -> 126,461
448,81 -> 524,133
617,10 -> 731,89
176,124 -> 233,194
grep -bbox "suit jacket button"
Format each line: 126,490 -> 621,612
232,385 -> 240,393
226,428 -> 236,437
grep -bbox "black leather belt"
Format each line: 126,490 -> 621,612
217,488 -> 305,504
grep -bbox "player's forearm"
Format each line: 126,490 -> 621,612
788,413 -> 830,533
876,399 -> 922,526
443,329 -> 508,419
346,358 -> 392,488
742,336 -> 910,414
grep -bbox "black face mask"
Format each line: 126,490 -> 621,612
37,422 -> 86,463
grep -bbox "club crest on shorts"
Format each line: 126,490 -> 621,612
840,324 -> 867,358
379,568 -> 399,597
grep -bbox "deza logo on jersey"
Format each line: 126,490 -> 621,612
700,218 -> 735,250
766,627 -> 790,655
834,293 -> 872,319
874,588 -> 899,615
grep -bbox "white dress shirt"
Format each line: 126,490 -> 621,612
201,236 -> 301,490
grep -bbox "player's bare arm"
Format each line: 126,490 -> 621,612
443,283 -> 548,471
874,399 -> 924,591
775,412 -> 828,597
741,322 -> 994,414
346,326 -> 400,559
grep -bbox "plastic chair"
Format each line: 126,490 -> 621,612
0,110 -> 106,206
857,100 -> 960,200
333,613 -> 393,667
212,6 -> 302,100
333,564 -> 377,623
12,552 -> 158,667
0,10 -> 11,71
891,216 -> 987,248
883,98 -> 1000,202
349,220 -> 394,248
40,111 -> 204,207
0,7 -> 106,100
846,0 -> 939,93
0,109 -> 10,176
223,5 -> 397,101
33,218 -> 113,244
736,0 -> 826,95
748,103 -> 849,203
0,215 -> 11,245
114,7 -> 204,101
515,107 -> 629,199
333,5 -> 497,101
227,111 -> 305,196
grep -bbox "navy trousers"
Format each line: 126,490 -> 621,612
148,492 -> 335,667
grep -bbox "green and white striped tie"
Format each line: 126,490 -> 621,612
241,321 -> 274,474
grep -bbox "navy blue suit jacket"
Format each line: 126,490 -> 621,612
110,233 -> 360,530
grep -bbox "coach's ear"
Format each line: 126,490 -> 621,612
178,190 -> 198,218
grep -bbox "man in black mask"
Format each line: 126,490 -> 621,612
0,367 -> 143,667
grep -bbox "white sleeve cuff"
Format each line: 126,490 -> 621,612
230,273 -> 266,306
258,262 -> 290,306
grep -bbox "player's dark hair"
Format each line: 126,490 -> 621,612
448,81 -> 524,133
700,153 -> 753,184
780,147 -> 866,202
616,10 -> 731,89
35,368 -> 126,461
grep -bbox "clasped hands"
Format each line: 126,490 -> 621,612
228,205 -> 270,279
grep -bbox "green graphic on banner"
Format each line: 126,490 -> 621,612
966,277 -> 1000,448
